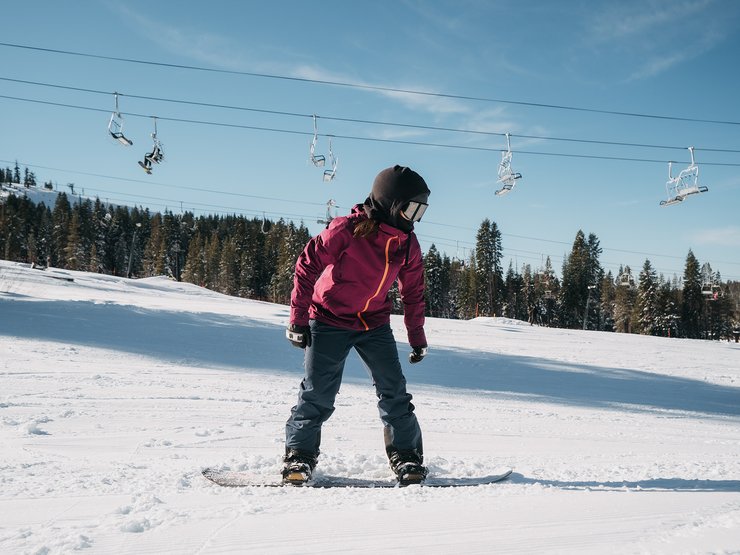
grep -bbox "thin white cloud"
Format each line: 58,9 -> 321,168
693,226 -> 740,247
625,52 -> 690,81
110,4 -> 252,72
292,64 -> 471,116
587,0 -> 715,42
625,26 -> 725,81
579,0 -> 732,81
112,2 -> 473,119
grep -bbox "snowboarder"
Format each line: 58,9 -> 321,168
284,165 -> 431,485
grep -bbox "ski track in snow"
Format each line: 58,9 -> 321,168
1,260 -> 739,554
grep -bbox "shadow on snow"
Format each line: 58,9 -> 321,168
2,298 -> 738,418
509,473 -> 740,492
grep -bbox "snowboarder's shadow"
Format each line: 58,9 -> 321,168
509,473 -> 740,492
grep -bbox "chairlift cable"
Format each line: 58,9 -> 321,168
3,76 -> 740,155
2,41 -> 740,127
3,94 -> 740,167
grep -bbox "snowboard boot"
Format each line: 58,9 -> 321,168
388,449 -> 428,485
281,448 -> 318,485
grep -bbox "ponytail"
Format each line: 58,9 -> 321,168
353,218 -> 379,238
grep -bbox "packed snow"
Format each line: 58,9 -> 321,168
1,259 -> 739,554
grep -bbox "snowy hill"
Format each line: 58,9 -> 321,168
1,182 -> 119,209
1,259 -> 739,554
1,182 -> 63,207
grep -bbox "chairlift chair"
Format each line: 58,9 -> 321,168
494,133 -> 522,196
310,115 -> 326,167
660,147 -> 708,206
322,138 -> 338,182
108,93 -> 133,146
139,118 -> 165,174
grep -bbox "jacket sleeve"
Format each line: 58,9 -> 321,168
397,234 -> 427,347
290,220 -> 350,327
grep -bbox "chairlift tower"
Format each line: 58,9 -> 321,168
583,285 -> 596,331
317,199 -> 337,227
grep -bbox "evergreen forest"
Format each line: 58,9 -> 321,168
2,166 -> 738,341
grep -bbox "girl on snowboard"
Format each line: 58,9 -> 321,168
284,165 -> 430,485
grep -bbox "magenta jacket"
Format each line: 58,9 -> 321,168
290,204 -> 427,347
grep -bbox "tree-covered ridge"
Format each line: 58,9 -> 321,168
2,175 -> 737,339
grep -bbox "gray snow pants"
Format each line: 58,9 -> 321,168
285,320 -> 423,458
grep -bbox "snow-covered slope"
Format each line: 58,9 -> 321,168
1,260 -> 739,554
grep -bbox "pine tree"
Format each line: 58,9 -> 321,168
585,234 -> 604,329
518,264 -> 537,324
474,219 -> 503,316
204,230 -> 221,289
559,231 -> 604,329
64,211 -> 84,270
655,277 -> 680,337
534,256 -> 559,327
681,250 -> 703,338
239,218 -> 266,298
182,232 -> 206,286
613,265 -> 635,332
599,271 -> 616,332
218,236 -> 239,295
503,261 -> 525,320
456,252 -> 478,319
635,259 -> 659,335
439,254 -> 454,318
51,193 -> 71,267
270,222 -> 310,304
560,230 -> 589,328
142,213 -> 167,277
36,205 -> 53,267
89,200 -> 109,273
423,244 -> 444,317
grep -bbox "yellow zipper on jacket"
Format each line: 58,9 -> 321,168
357,235 -> 400,330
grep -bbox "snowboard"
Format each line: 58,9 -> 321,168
202,467 -> 513,488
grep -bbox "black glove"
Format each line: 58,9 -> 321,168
409,345 -> 428,364
286,324 -> 312,349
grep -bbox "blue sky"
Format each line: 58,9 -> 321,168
2,0 -> 739,281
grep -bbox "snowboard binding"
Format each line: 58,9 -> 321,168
388,449 -> 428,485
281,449 -> 318,485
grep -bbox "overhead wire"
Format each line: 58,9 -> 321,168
3,76 -> 740,155
3,93 -> 740,168
2,41 -> 740,127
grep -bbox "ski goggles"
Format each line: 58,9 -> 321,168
400,200 -> 428,222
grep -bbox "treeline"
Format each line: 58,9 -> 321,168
0,190 -> 311,305
420,224 -> 737,339
1,186 -> 737,339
